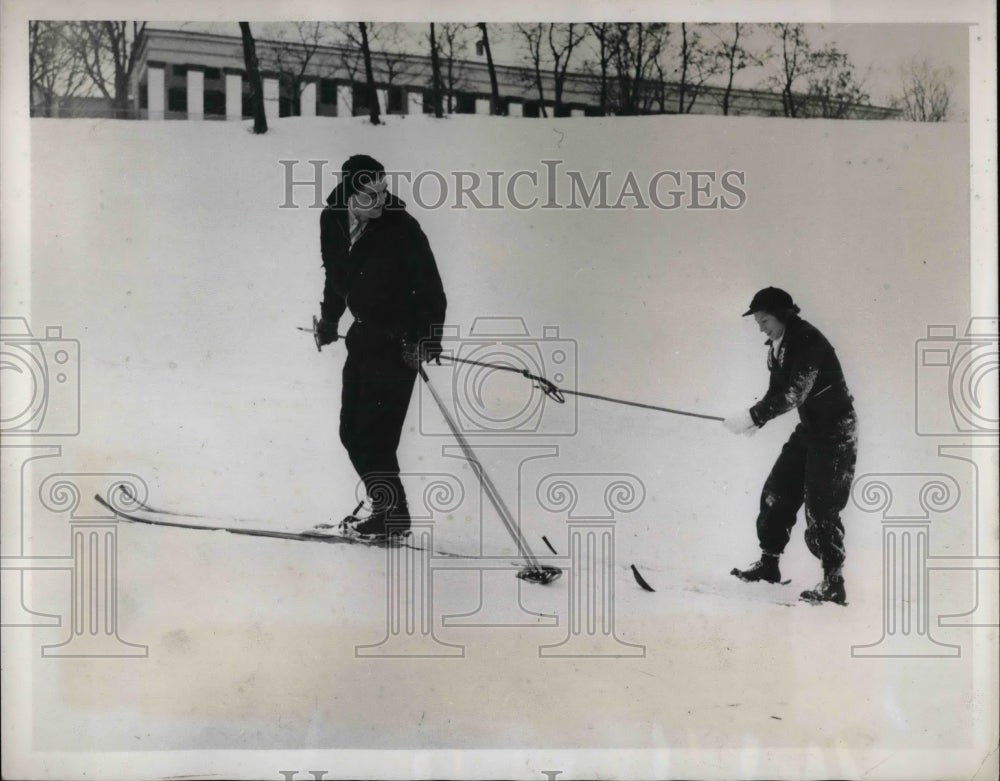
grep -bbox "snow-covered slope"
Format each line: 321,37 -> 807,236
18,113 -> 983,777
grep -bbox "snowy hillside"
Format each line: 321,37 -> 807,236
12,113 -> 990,779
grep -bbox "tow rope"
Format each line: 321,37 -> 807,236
298,324 -> 724,422
440,354 -> 724,423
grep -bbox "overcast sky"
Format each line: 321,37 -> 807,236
167,21 -> 970,119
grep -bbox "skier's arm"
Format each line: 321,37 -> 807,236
319,208 -> 348,326
749,336 -> 822,426
405,221 -> 447,350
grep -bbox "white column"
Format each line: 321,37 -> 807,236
263,76 -> 280,120
186,69 -> 204,120
475,98 -> 491,115
376,88 -> 389,114
225,72 -> 242,120
508,101 -> 523,117
407,90 -> 424,115
300,81 -> 317,117
336,84 -> 352,117
148,65 -> 165,119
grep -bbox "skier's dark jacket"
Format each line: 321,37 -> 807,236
320,183 -> 446,353
749,315 -> 854,433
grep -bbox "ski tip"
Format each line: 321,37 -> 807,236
541,535 -> 558,555
631,564 -> 655,592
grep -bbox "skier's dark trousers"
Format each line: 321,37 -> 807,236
316,155 -> 446,535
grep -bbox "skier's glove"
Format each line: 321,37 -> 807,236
316,317 -> 339,347
421,340 -> 443,366
723,409 -> 757,436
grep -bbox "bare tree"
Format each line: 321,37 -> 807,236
611,23 -> 669,115
372,23 -> 425,96
259,22 -> 324,115
802,46 -> 869,118
765,22 -> 814,117
358,22 -> 380,124
239,22 -> 267,133
650,48 -> 669,113
477,23 -> 502,115
437,23 -> 470,113
585,22 -> 617,115
548,23 -> 587,114
29,21 -> 87,116
763,26 -> 872,119
891,57 -> 953,121
323,22 -> 376,118
328,22 -> 365,84
674,23 -> 719,113
516,23 -> 548,116
428,23 -> 443,118
708,22 -> 762,116
64,21 -> 146,115
327,22 -> 413,118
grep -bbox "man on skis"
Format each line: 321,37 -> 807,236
315,154 -> 447,541
723,287 -> 858,605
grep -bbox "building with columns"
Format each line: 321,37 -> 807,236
93,27 -> 897,122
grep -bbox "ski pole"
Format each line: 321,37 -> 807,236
302,329 -> 559,584
417,365 -> 561,585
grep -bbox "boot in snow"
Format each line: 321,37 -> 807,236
348,505 -> 411,542
731,554 -> 782,583
799,575 -> 847,605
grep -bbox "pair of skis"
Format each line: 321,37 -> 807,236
301,318 -> 561,586
94,488 -> 453,555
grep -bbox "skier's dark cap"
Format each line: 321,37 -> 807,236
341,154 -> 385,200
742,287 -> 795,316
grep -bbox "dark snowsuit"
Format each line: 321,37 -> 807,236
320,186 -> 446,515
748,316 -> 857,577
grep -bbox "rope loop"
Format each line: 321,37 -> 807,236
523,371 -> 566,404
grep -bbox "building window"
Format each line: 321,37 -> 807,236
320,79 -> 338,105
204,67 -> 221,82
522,101 -> 540,118
172,65 -> 187,78
352,83 -> 372,114
205,90 -> 225,116
168,87 -> 187,113
387,85 -> 404,113
454,93 -> 476,114
139,83 -> 147,110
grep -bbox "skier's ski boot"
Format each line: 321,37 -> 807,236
730,554 -> 782,583
341,500 -> 369,527
348,505 -> 411,543
306,502 -> 368,533
799,575 -> 847,605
